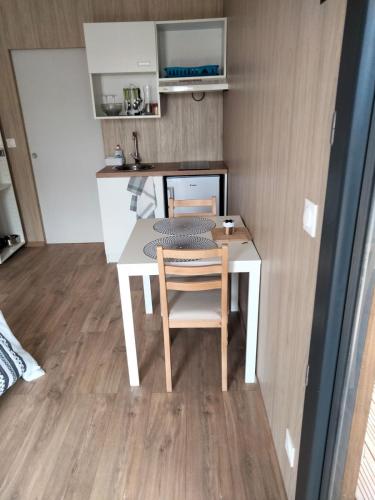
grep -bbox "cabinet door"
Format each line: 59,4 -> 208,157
84,22 -> 157,74
97,176 -> 165,263
97,178 -> 136,262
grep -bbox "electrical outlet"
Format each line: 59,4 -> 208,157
303,198 -> 318,238
285,428 -> 296,468
6,138 -> 16,148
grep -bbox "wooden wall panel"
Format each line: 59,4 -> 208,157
0,0 -> 223,243
101,94 -> 223,162
223,0 -> 347,498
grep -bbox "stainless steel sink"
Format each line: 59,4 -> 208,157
113,132 -> 153,171
114,164 -> 153,171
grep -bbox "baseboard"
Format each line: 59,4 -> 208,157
26,241 -> 46,247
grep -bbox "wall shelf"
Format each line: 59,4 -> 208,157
0,241 -> 24,265
0,139 -> 25,264
93,114 -> 160,120
158,76 -> 227,83
89,71 -> 161,120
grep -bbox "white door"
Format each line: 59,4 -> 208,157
12,49 -> 105,243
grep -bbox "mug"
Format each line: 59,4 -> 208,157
223,219 -> 235,235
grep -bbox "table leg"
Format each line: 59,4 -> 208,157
142,275 -> 153,314
231,273 -> 239,312
118,269 -> 140,386
245,265 -> 261,383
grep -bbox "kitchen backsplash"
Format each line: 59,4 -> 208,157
101,93 -> 223,162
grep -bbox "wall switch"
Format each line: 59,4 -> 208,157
303,198 -> 318,237
6,138 -> 16,148
285,428 -> 296,468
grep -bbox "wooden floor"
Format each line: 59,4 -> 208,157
357,385 -> 375,500
0,244 -> 286,500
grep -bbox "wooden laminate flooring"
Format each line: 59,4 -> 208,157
0,244 -> 286,500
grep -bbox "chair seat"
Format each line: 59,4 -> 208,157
168,289 -> 221,322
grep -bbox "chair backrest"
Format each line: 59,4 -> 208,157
156,245 -> 228,324
168,196 -> 217,218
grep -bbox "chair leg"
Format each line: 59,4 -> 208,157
221,323 -> 228,391
162,320 -> 172,392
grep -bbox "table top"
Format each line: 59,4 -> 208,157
118,216 -> 261,276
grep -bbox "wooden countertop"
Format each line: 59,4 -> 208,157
96,161 -> 228,178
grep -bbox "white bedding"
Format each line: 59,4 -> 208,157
0,311 -> 45,395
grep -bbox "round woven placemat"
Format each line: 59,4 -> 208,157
153,217 -> 215,236
143,235 -> 218,260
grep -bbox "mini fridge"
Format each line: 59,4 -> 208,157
165,175 -> 222,216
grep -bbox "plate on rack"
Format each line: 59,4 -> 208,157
153,217 -> 216,236
143,235 -> 218,260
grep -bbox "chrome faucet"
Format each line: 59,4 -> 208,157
131,131 -> 141,164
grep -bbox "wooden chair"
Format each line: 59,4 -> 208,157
168,196 -> 217,217
156,245 -> 229,392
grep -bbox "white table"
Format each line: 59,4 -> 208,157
117,215 -> 261,386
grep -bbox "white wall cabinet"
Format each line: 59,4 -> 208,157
84,22 -> 157,74
156,19 -> 226,80
0,132 -> 25,264
157,18 -> 228,94
97,176 -> 165,263
83,18 -> 227,119
84,21 -> 160,120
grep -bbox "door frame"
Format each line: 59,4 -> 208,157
295,0 -> 375,498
